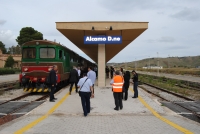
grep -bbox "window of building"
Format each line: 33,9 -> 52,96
40,48 -> 55,58
22,48 -> 36,59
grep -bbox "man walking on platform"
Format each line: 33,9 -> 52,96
87,66 -> 96,93
78,73 -> 94,117
49,65 -> 58,102
69,66 -> 79,94
110,70 -> 124,111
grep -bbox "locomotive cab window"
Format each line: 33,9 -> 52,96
23,48 -> 36,59
40,48 -> 55,58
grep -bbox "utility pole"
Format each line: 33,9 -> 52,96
135,58 -> 137,71
168,55 -> 170,68
149,56 -> 150,69
157,52 -> 159,76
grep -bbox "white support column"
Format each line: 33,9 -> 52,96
98,44 -> 106,87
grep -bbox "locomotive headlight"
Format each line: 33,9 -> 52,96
48,67 -> 52,71
24,68 -> 28,71
22,72 -> 25,76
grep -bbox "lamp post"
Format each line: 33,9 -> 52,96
157,52 -> 159,76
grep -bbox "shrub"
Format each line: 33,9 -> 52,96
0,68 -> 16,75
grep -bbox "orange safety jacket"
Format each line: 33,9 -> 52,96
112,75 -> 124,92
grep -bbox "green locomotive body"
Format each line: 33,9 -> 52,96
19,40 -> 94,92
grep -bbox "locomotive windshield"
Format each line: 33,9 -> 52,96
22,48 -> 36,59
40,48 -> 55,58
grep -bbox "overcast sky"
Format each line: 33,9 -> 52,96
0,0 -> 200,63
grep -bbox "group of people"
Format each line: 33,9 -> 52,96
48,65 -> 138,116
69,66 -> 96,117
110,69 -> 138,111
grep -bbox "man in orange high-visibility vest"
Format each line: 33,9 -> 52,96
110,70 -> 124,111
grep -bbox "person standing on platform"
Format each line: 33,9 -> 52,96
120,67 -> 124,76
78,73 -> 94,117
87,66 -> 96,93
94,66 -> 98,77
122,71 -> 130,100
131,70 -> 138,98
69,66 -> 79,95
49,65 -> 58,102
110,70 -> 124,111
110,66 -> 114,79
77,67 -> 81,79
106,66 -> 110,78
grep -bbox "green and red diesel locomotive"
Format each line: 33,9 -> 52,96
19,40 -> 95,92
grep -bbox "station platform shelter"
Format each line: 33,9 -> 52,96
56,21 -> 148,87
0,80 -> 199,133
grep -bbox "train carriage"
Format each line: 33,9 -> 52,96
19,40 -> 95,92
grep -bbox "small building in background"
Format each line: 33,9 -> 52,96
0,49 -> 21,68
142,66 -> 163,69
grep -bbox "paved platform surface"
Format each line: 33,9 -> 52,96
0,80 -> 200,134
0,74 -> 19,84
137,71 -> 200,83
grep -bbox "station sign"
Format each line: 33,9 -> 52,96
84,36 -> 122,44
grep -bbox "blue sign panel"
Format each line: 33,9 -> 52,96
84,36 -> 122,44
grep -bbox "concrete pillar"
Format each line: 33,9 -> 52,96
98,44 -> 106,87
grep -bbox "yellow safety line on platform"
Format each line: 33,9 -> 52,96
14,88 -> 74,134
129,88 -> 193,134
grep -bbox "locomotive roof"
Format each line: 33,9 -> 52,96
22,40 -> 93,63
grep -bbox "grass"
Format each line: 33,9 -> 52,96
139,74 -> 200,100
137,68 -> 200,76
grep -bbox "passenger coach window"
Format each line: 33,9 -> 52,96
40,48 -> 55,58
22,48 -> 36,59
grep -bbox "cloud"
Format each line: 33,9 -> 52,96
158,36 -> 175,43
98,0 -> 164,12
0,30 -> 17,48
170,8 -> 200,21
0,20 -> 6,25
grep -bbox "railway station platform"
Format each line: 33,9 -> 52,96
0,79 -> 200,134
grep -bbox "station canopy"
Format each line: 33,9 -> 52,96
56,21 -> 148,63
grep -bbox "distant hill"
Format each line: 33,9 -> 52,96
107,55 -> 200,68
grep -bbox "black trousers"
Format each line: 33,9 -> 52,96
133,82 -> 138,97
122,88 -> 128,100
80,92 -> 91,116
113,92 -> 123,109
50,86 -> 55,101
70,82 -> 78,92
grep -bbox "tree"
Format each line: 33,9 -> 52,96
7,45 -> 21,54
4,55 -> 15,68
0,41 -> 7,54
16,27 -> 43,46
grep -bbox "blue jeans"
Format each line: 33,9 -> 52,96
133,82 -> 138,97
80,92 -> 91,116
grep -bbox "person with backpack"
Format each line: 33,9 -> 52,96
69,66 -> 79,95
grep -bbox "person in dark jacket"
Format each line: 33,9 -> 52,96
132,70 -> 138,98
122,71 -> 130,100
69,66 -> 79,94
110,66 -> 114,79
49,65 -> 58,102
106,66 -> 110,78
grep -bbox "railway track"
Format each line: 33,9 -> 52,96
139,82 -> 200,122
0,80 -> 19,90
0,92 -> 49,126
